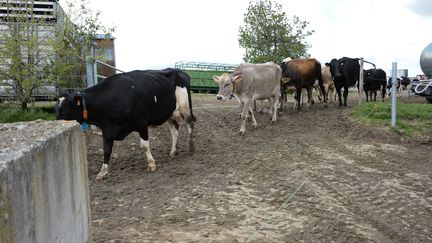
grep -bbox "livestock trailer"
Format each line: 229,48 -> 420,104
175,61 -> 238,92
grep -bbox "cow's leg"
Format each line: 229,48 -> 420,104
253,100 -> 258,112
306,87 -> 313,109
365,90 -> 369,102
278,87 -> 285,116
96,137 -> 114,180
335,84 -> 343,107
343,86 -> 349,107
240,100 -> 252,134
318,80 -> 326,105
167,120 -> 179,157
248,106 -> 258,128
271,92 -> 279,123
324,83 -> 329,103
373,90 -> 377,102
295,87 -> 302,111
239,101 -> 245,118
333,87 -> 337,103
138,128 -> 156,172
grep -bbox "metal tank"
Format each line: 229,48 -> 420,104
420,42 -> 432,77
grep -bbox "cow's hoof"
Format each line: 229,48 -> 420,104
95,172 -> 107,181
239,130 -> 245,135
148,163 -> 157,172
252,123 -> 257,129
169,150 -> 178,157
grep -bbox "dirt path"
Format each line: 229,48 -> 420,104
87,94 -> 432,242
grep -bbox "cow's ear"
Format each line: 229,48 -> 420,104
232,75 -> 243,85
213,75 -> 220,83
325,63 -> 330,67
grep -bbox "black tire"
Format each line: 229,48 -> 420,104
426,97 -> 432,104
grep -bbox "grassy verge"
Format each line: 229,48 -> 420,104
351,101 -> 432,137
0,102 -> 56,123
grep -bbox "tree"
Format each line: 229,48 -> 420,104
0,0 -> 114,110
238,0 -> 314,64
48,0 -> 115,89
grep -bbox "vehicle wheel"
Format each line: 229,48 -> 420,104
426,97 -> 432,104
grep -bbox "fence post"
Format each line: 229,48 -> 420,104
391,62 -> 397,127
359,57 -> 364,104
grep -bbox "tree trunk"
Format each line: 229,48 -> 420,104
20,100 -> 28,110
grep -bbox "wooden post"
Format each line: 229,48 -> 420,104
358,57 -> 364,104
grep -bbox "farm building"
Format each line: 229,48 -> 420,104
175,61 -> 238,92
95,33 -> 117,80
0,0 -> 66,67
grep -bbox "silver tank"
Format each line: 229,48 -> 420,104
420,42 -> 432,77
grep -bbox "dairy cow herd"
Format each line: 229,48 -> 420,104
55,57 -> 407,179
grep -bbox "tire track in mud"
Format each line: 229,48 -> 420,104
279,111 -> 432,242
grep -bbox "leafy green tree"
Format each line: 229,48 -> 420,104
239,0 -> 314,64
48,0 -> 115,88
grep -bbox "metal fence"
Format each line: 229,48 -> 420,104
175,61 -> 238,92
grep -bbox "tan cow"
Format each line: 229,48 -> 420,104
213,62 -> 281,134
322,64 -> 336,103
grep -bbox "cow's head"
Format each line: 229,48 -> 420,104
329,58 -> 343,79
213,73 -> 242,100
55,92 -> 86,123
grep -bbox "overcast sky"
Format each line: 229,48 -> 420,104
87,0 -> 432,77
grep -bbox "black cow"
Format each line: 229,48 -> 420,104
363,68 -> 387,102
280,57 -> 327,112
56,68 -> 195,180
329,57 -> 360,107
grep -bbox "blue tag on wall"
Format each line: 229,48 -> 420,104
81,122 -> 88,131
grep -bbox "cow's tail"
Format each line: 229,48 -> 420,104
175,70 -> 195,152
181,71 -> 196,123
186,84 -> 196,123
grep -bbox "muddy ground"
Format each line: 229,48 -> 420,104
87,94 -> 432,242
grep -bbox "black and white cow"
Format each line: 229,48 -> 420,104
56,68 -> 195,180
363,68 -> 387,102
329,57 -> 360,107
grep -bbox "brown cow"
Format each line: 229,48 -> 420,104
280,58 -> 327,112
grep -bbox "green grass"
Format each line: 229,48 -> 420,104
351,101 -> 432,137
0,102 -> 56,123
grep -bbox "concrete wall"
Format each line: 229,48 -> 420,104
0,120 -> 91,243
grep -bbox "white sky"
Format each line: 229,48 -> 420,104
86,0 -> 432,77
